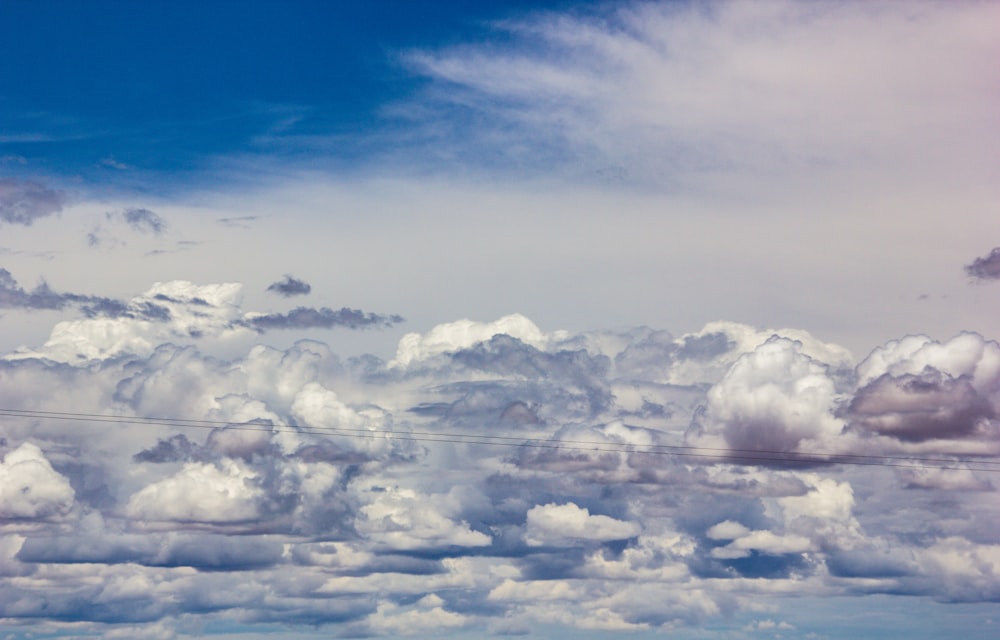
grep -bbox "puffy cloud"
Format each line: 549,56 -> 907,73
668,321 -> 853,387
0,300 -> 997,634
3,280 -> 402,362
709,529 -> 813,559
849,333 -> 1000,448
524,502 -> 640,546
898,467 -> 993,492
965,247 -> 1000,282
126,460 -> 263,524
0,178 -> 65,225
688,336 -> 844,456
390,313 -> 563,367
0,443 -> 75,520
367,594 -> 469,635
267,274 -> 312,297
7,281 -> 244,362
356,485 -> 491,550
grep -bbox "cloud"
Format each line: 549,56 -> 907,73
525,502 -> 640,546
122,208 -> 167,235
687,336 -> 844,457
390,313 -> 561,367
0,305 -> 997,634
3,279 -> 404,362
267,274 -> 312,297
848,333 -> 1000,449
404,1 -> 1000,183
0,267 -> 125,313
0,443 -> 75,520
126,460 -> 264,524
99,157 -> 129,170
965,247 -> 1000,282
0,178 -> 65,225
242,306 -> 404,332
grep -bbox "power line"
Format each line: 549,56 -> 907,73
1,407 -> 998,473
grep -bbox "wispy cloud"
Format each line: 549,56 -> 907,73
0,178 -> 66,225
404,1 -> 1000,183
122,207 -> 167,235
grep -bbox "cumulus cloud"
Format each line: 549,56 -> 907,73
848,333 -> 1000,449
0,178 -> 65,225
965,247 -> 1000,282
267,274 -> 312,297
0,443 -> 75,520
2,280 -> 405,362
126,460 -> 263,524
0,305 -> 997,635
390,313 -> 564,367
687,336 -> 844,457
525,502 -> 640,546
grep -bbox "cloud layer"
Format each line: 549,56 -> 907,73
0,287 -> 996,637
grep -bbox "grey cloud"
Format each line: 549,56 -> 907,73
848,370 -> 995,442
133,434 -> 202,463
0,178 -> 65,225
965,247 -> 1000,282
123,207 -> 167,235
267,274 -> 312,297
0,267 -> 122,313
150,534 -> 285,571
243,306 -> 404,332
217,215 -> 257,228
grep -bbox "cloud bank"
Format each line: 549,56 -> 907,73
0,284 -> 996,637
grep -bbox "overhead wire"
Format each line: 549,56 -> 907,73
1,407 -> 999,473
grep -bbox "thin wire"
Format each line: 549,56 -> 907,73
5,408 -> 996,466
1,407 -> 998,473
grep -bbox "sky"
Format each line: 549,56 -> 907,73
0,0 -> 999,638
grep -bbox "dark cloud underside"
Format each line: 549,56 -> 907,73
267,275 -> 312,297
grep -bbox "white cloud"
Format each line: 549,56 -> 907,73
5,281 -> 248,362
0,443 -> 75,520
525,502 -> 640,546
356,485 -> 491,550
126,460 -> 263,524
368,594 -> 469,635
390,313 -> 563,367
689,336 -> 845,454
409,0 -> 1000,184
706,520 -> 750,541
711,530 -> 814,559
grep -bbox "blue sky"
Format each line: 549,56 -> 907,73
1,1 -> 1000,639
1,0 -> 578,185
